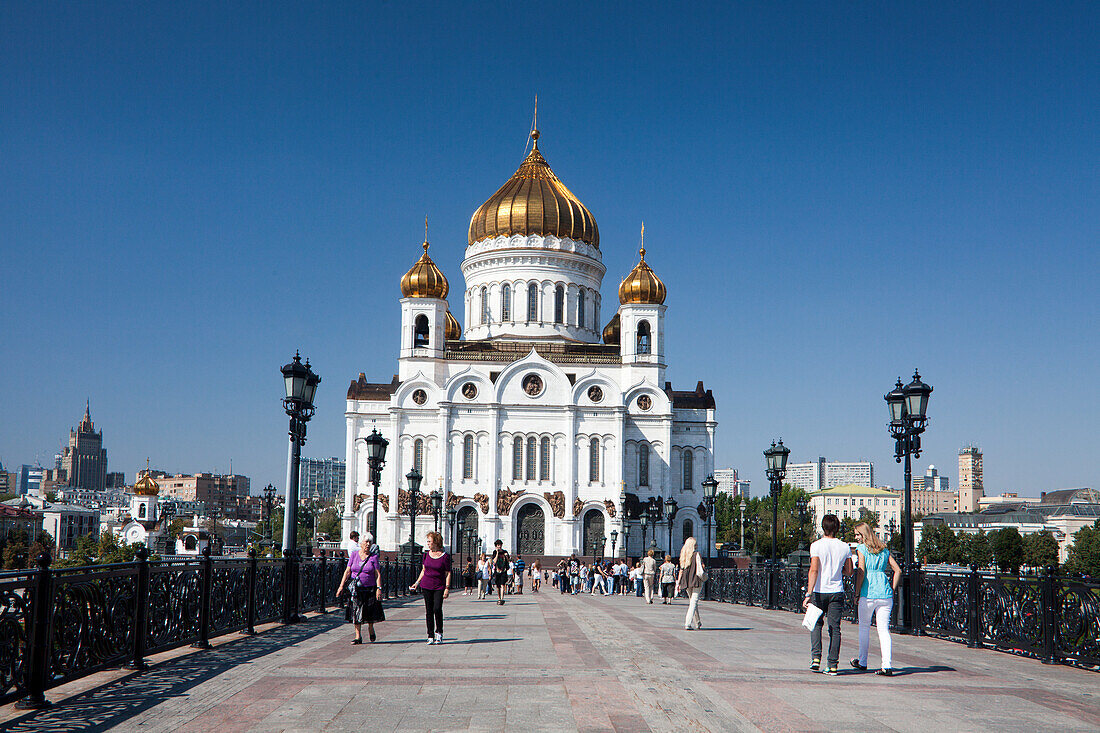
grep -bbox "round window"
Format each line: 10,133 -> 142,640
588,385 -> 604,403
412,389 -> 427,405
637,394 -> 652,411
522,374 -> 544,397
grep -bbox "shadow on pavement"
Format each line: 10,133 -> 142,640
445,614 -> 506,620
892,665 -> 956,676
0,614 -> 345,733
448,638 -> 521,645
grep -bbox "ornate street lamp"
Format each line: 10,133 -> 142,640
622,522 -> 631,559
262,483 -> 276,548
886,369 -> 932,631
610,529 -> 618,559
647,502 -> 660,552
405,468 -> 423,559
445,505 -> 457,552
796,496 -> 809,550
431,489 -> 443,534
359,428 -> 389,544
640,508 -> 649,555
763,439 -> 790,610
280,352 -> 319,560
664,497 -> 678,557
701,475 -> 718,563
596,535 -> 607,564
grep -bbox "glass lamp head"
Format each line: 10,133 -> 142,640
406,468 -> 423,494
885,378 -> 906,423
904,370 -> 932,420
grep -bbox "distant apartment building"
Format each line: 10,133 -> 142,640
958,446 -> 984,512
713,468 -> 750,499
909,488 -> 958,515
60,402 -> 108,491
106,472 -> 127,489
785,457 -> 874,494
154,472 -> 251,519
302,457 -> 346,503
808,485 -> 901,541
916,465 -> 950,492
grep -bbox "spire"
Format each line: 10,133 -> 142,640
640,221 -> 646,260
79,400 -> 93,432
530,93 -> 539,148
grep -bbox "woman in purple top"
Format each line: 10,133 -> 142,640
338,535 -> 385,644
410,531 -> 451,644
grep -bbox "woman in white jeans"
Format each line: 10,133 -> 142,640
676,537 -> 705,630
852,522 -> 901,675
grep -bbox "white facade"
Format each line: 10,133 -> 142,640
786,457 -> 874,493
342,135 -> 717,558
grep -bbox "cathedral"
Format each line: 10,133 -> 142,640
342,126 -> 717,559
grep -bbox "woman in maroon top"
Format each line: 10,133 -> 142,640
410,531 -> 452,644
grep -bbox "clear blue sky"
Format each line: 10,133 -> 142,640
2,2 -> 1097,497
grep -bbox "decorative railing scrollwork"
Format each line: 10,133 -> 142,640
1056,579 -> 1100,667
208,561 -> 249,635
919,571 -> 970,641
979,574 -> 1044,655
48,564 -> 138,685
298,560 -> 322,612
146,561 -> 204,653
0,572 -> 34,704
254,560 -> 285,624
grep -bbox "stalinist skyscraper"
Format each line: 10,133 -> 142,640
61,401 -> 108,491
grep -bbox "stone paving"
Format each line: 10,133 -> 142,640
2,588 -> 1098,732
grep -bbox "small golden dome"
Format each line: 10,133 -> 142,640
618,247 -> 666,305
400,241 -> 449,299
468,129 -> 599,248
602,312 -> 621,345
133,472 -> 160,497
445,310 -> 462,340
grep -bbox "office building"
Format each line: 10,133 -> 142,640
785,457 -> 874,494
916,465 -> 950,492
302,457 -> 346,503
714,468 -> 749,499
154,472 -> 250,519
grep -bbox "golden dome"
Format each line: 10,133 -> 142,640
133,472 -> 160,497
445,310 -> 462,340
468,130 -> 599,248
618,247 -> 666,305
602,312 -> 621,345
400,241 -> 449,299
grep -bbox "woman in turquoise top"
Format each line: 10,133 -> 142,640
852,522 -> 902,675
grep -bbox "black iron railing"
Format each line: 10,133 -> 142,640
0,548 -> 428,708
707,565 -> 1100,671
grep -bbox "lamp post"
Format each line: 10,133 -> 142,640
360,429 -> 389,544
610,529 -> 618,559
445,505 -> 457,552
647,502 -> 659,552
664,497 -> 678,557
405,468 -> 423,560
701,475 -> 718,564
764,439 -> 790,610
886,370 -> 931,631
596,536 -> 606,564
796,497 -> 809,550
280,352 -> 320,559
738,502 -> 746,556
431,489 -> 443,535
640,509 -> 649,556
262,484 -> 276,549
751,515 -> 761,560
622,522 -> 631,559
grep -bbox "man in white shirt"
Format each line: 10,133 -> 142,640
802,514 -> 853,675
343,531 -> 360,557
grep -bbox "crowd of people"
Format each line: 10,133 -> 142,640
337,512 -> 901,677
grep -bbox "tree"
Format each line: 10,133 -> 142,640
957,530 -> 992,569
916,524 -> 958,564
1022,530 -> 1059,570
166,518 -> 185,539
316,507 -> 341,540
839,516 -> 857,543
1063,519 -> 1100,577
990,527 -> 1024,574
857,507 -> 880,529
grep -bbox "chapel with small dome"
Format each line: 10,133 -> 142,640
343,124 -> 717,559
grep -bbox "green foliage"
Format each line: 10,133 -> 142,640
316,507 -> 341,540
917,523 -> 959,564
166,518 -> 185,539
989,527 -> 1024,574
1022,530 -> 1059,570
1063,519 -> 1100,577
0,493 -> 17,502
857,507 -> 880,529
956,530 -> 993,569
887,531 -> 904,556
54,531 -> 144,568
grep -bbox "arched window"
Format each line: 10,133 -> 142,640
589,438 -> 599,482
414,439 -> 424,474
481,286 -> 489,325
578,290 -> 586,328
512,436 -> 523,481
526,436 -> 537,481
413,314 -> 429,347
683,518 -> 694,540
463,435 -> 474,480
639,444 -> 650,487
501,284 -> 511,322
539,436 -> 550,481
554,285 -> 564,324
527,283 -> 538,322
138,503 -> 146,519
637,320 -> 651,354
594,294 -> 600,331
682,449 -> 693,491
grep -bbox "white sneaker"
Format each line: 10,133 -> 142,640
427,637 -> 435,645
434,633 -> 443,644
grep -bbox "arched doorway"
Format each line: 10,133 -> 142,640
516,503 -> 545,556
582,509 -> 604,557
456,506 -> 478,559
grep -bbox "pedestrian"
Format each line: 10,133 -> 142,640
802,513 -> 854,676
531,559 -> 542,593
513,554 -> 525,594
558,559 -> 569,594
676,537 -> 706,630
619,559 -> 630,595
642,549 -> 658,603
569,553 -> 580,594
659,554 -> 677,604
852,522 -> 901,676
462,557 -> 475,596
338,534 -> 384,644
491,539 -> 510,605
478,553 -> 492,600
343,530 -> 360,556
410,531 -> 452,644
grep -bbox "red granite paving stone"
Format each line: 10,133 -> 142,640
609,712 -> 655,732
562,674 -> 625,732
194,678 -> 310,732
538,597 -> 613,670
705,680 -> 823,733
